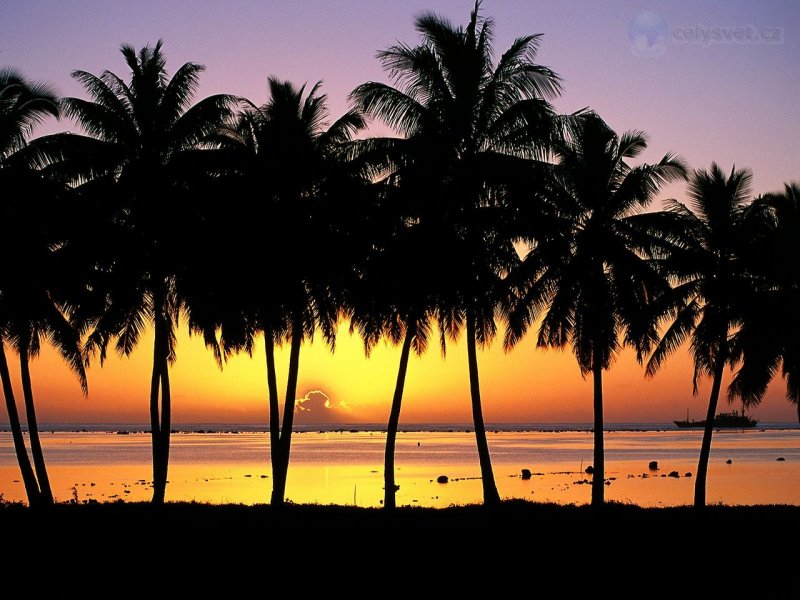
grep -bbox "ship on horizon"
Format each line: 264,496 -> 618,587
674,408 -> 758,429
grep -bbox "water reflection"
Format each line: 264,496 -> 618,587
0,430 -> 797,506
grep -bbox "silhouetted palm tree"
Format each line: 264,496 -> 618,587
505,113 -> 686,506
646,164 -> 756,508
729,182 -> 800,421
0,68 -> 69,506
350,1 -> 562,506
38,41 -> 235,503
192,78 -> 365,506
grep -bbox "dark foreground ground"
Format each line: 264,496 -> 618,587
3,501 -> 797,593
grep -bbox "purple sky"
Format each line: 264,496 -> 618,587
2,0 -> 797,198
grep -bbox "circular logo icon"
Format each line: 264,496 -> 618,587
629,12 -> 668,57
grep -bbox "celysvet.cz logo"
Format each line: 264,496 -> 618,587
630,12 -> 784,57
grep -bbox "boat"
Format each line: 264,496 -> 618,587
674,408 -> 757,429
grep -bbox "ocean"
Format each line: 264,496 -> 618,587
1,423 -> 798,507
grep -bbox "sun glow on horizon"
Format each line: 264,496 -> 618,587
2,316 -> 794,426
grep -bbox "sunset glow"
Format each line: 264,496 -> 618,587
2,1 -> 796,426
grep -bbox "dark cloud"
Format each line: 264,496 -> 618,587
294,390 -> 351,424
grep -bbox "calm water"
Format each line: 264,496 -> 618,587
1,425 -> 798,507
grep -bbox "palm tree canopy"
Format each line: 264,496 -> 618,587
0,68 -> 59,161
183,77 -> 367,359
645,163 -> 757,391
505,112 -> 687,373
0,69 -> 84,391
729,182 -> 800,407
350,2 -> 564,352
32,41 -> 237,363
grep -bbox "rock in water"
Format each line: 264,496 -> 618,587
725,459 -> 733,464
521,469 -> 532,480
648,461 -> 659,471
668,471 -> 680,478
684,472 -> 693,478
776,457 -> 786,461
584,465 -> 594,474
436,475 -> 449,484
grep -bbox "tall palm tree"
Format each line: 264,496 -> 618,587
350,1 -> 562,506
0,68 -> 67,506
505,113 -> 687,506
38,41 -> 236,504
645,164 -> 756,508
729,183 -> 800,421
190,78 -> 365,506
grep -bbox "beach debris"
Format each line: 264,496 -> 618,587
776,457 -> 786,461
648,461 -> 659,470
668,471 -> 680,478
685,472 -> 693,477
725,459 -> 733,464
521,469 -> 532,480
584,465 -> 594,474
436,475 -> 449,484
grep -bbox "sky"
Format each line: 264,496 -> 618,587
1,1 -> 798,424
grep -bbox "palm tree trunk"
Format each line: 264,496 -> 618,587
0,342 -> 40,505
271,321 -> 303,507
265,334 -> 280,458
150,309 -> 168,505
384,328 -> 413,510
591,360 -> 605,507
156,352 -> 172,502
19,350 -> 53,504
466,310 -> 501,507
694,359 -> 725,508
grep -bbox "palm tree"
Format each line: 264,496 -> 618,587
350,1 -> 562,506
505,113 -> 687,506
191,78 -> 365,506
645,164 -> 756,508
0,68 -> 68,506
38,41 -> 236,504
729,183 -> 800,421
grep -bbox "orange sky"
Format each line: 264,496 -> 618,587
1,318 -> 795,425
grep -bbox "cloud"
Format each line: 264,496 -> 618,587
294,390 -> 351,424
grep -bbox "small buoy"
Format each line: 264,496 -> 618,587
725,459 -> 733,464
776,457 -> 786,462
